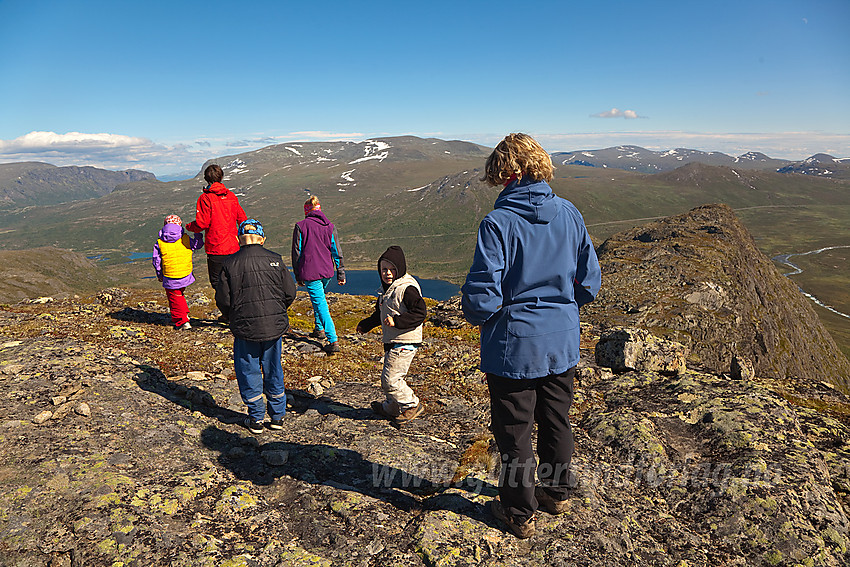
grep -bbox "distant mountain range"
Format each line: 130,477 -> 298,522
775,153 -> 850,177
2,142 -> 847,211
1,135 -> 849,360
552,145 -> 850,178
0,136 -> 847,268
0,162 -> 156,208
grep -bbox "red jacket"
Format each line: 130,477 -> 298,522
186,182 -> 247,255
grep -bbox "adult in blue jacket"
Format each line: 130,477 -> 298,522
462,133 -> 601,538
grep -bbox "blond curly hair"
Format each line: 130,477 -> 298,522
483,133 -> 554,186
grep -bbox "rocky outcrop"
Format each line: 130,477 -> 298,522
583,204 -> 850,390
0,247 -> 113,304
0,288 -> 849,566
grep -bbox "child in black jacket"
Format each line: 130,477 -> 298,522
216,219 -> 296,434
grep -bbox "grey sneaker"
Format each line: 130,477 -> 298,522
178,321 -> 192,330
243,417 -> 264,434
535,485 -> 570,515
490,498 -> 536,539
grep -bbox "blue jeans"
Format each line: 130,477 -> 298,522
233,337 -> 287,422
304,278 -> 337,343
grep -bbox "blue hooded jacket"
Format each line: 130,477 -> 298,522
461,177 -> 601,379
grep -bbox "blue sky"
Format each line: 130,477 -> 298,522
0,0 -> 848,176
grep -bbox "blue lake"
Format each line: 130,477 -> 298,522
106,253 -> 461,301
320,271 -> 460,301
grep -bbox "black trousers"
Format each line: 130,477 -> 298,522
207,254 -> 231,318
487,367 -> 576,522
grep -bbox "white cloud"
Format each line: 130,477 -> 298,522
0,131 -> 211,176
0,131 -> 152,155
286,131 -> 364,140
592,108 -> 642,119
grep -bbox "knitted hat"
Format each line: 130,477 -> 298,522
238,219 -> 264,238
378,245 -> 407,277
164,214 -> 182,225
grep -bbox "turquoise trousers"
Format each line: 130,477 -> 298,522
304,278 -> 338,343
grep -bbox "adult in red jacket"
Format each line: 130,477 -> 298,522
186,164 -> 247,321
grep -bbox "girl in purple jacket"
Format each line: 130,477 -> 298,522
291,196 -> 346,353
152,215 -> 204,330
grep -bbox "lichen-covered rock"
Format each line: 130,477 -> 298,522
595,327 -> 688,374
730,353 -> 755,380
0,280 -> 848,566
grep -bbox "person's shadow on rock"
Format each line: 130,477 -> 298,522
131,364 -> 245,424
108,306 -> 172,327
200,425 -> 498,525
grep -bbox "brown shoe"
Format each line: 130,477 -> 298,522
535,485 -> 570,515
490,498 -> 535,539
395,403 -> 424,423
323,342 -> 340,354
371,400 -> 394,420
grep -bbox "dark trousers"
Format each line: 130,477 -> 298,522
487,367 -> 576,522
207,254 -> 231,318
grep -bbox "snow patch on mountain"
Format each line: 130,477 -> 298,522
349,140 -> 391,165
223,159 -> 248,181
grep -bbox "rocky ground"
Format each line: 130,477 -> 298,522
1,284 -> 849,567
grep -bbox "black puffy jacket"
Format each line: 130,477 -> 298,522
215,244 -> 297,342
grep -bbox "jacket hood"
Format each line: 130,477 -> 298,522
378,245 -> 407,290
493,176 -> 558,224
305,209 -> 331,226
204,182 -> 228,196
158,223 -> 184,243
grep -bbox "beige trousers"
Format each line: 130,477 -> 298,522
379,344 -> 420,416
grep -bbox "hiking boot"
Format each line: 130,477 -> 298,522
535,485 -> 570,515
371,400 -> 395,420
178,321 -> 192,330
243,417 -> 264,435
324,342 -> 340,354
490,498 -> 536,539
395,403 -> 425,423
268,417 -> 284,430
309,329 -> 326,339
